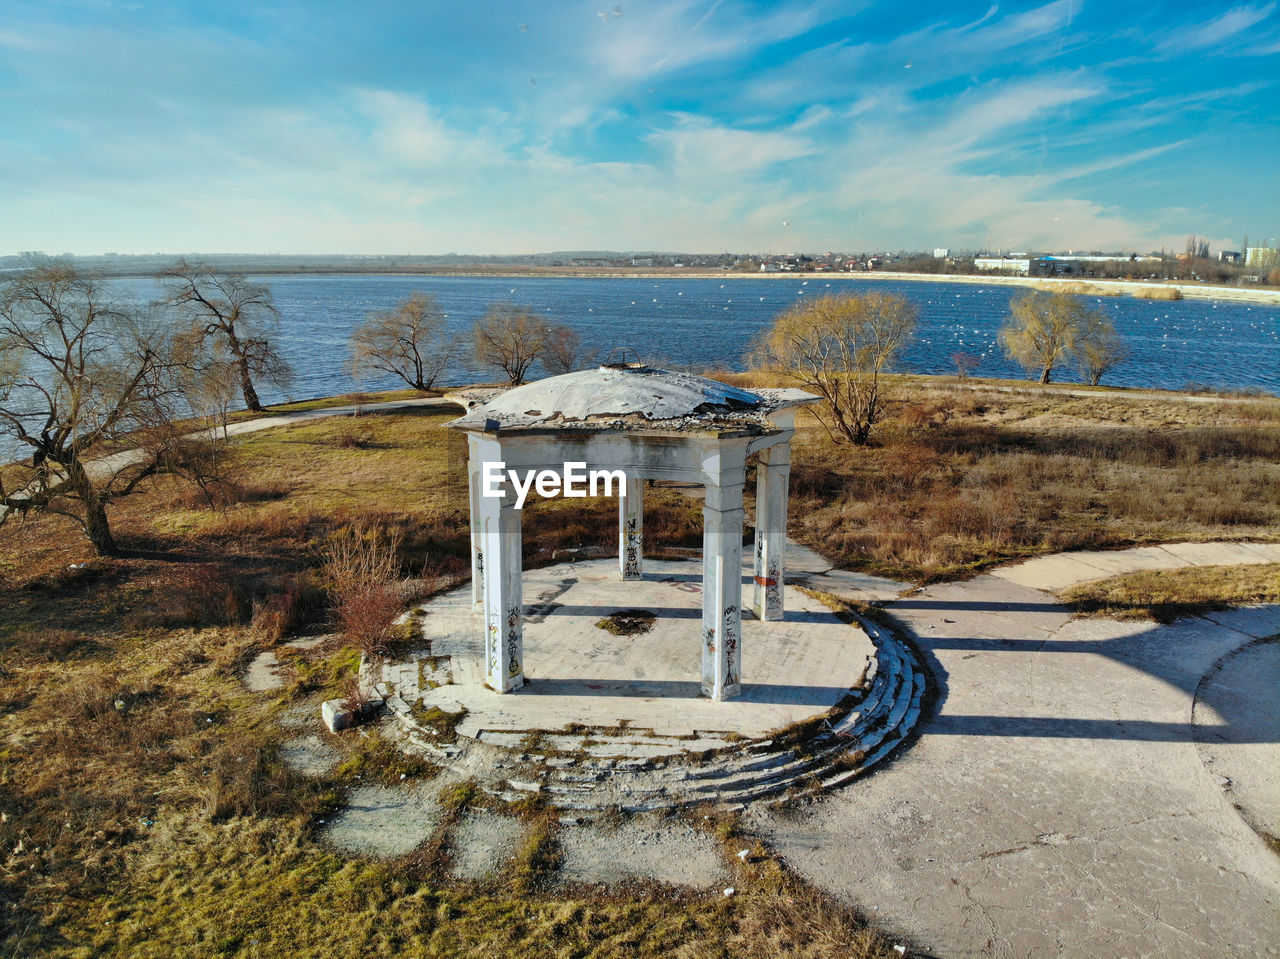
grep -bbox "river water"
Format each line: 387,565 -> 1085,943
105,273 -> 1280,402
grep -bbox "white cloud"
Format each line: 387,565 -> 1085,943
648,114 -> 815,174
0,29 -> 46,51
1157,3 -> 1276,52
590,0 -> 836,78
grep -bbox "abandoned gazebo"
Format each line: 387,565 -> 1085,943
449,363 -> 818,702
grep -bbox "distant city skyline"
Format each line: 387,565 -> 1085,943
2,1 -> 1277,257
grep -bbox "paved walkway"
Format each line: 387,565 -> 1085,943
749,542 -> 1280,959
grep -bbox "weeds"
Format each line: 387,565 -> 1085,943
1060,563 -> 1280,622
322,523 -> 407,657
510,814 -> 562,896
333,729 -> 438,784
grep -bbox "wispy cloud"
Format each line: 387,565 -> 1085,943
648,114 -> 815,174
590,0 -> 836,78
1156,2 -> 1276,52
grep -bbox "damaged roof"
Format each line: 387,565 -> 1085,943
448,365 -> 817,435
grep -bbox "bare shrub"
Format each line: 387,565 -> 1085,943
29,629 -> 99,661
542,324 -> 581,375
334,420 -> 374,449
951,351 -> 981,380
169,478 -> 292,511
251,571 -> 325,642
150,565 -> 253,628
322,523 -> 405,656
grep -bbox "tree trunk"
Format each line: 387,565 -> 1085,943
84,494 -> 118,556
237,354 -> 262,411
1039,367 -> 1052,384
225,328 -> 263,411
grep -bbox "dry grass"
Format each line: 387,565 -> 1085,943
1037,280 -> 1122,297
767,382 -> 1280,581
1134,286 -> 1183,301
1059,563 -> 1280,622
0,402 -> 900,959
2,377 -> 1275,957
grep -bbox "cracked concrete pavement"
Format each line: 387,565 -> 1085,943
747,544 -> 1280,959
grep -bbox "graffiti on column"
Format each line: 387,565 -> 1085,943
486,621 -> 499,679
506,606 -> 522,678
723,603 -> 739,687
623,516 -> 642,578
766,557 -> 782,616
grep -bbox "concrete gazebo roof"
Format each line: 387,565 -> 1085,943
450,364 -> 819,701
449,364 -> 815,435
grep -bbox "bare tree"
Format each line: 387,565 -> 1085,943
543,324 -> 581,375
348,291 -> 459,391
1185,235 -> 1210,259
950,351 -> 981,380
164,259 -> 293,412
999,291 -> 1098,384
165,355 -> 245,507
1077,314 -> 1129,386
0,261 -> 184,554
472,302 -> 552,385
750,292 -> 916,445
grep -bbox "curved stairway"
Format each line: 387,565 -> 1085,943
378,613 -> 927,811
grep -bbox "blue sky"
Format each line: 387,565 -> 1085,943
2,0 -> 1277,255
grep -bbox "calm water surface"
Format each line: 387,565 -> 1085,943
118,274 -> 1279,402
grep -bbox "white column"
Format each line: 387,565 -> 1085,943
752,445 -> 790,621
701,473 -> 744,701
477,469 -> 525,693
619,475 -> 644,580
468,456 -> 483,608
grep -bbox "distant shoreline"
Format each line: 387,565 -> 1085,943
87,263 -> 1280,305
231,267 -> 1280,306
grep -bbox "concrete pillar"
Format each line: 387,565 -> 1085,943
752,445 -> 790,621
468,457 -> 483,608
477,475 -> 524,693
701,476 -> 744,701
619,474 -> 644,580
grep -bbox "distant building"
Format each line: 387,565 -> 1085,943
1218,250 -> 1241,263
975,256 -> 1032,275
759,262 -> 780,273
933,248 -> 949,259
631,257 -> 654,267
1245,247 -> 1279,266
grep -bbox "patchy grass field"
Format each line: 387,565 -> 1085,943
1059,563 -> 1280,623
720,372 -> 1280,581
0,405 -> 890,959
2,376 -> 1276,957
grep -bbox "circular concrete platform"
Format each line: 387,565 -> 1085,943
361,558 -> 926,809
382,558 -> 876,756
